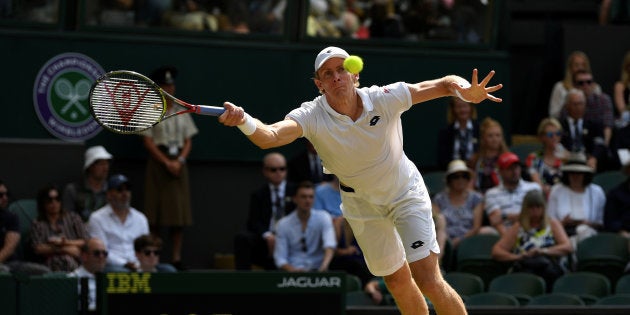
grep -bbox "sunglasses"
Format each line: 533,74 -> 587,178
575,79 -> 593,86
142,249 -> 162,256
300,237 -> 307,252
266,167 -> 286,173
449,172 -> 471,180
545,131 -> 563,138
91,250 -> 108,257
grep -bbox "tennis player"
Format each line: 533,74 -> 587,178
219,46 -> 502,315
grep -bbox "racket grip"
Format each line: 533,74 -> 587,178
197,105 -> 226,116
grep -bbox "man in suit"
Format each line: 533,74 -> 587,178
560,88 -> 607,171
288,138 -> 324,184
234,152 -> 296,270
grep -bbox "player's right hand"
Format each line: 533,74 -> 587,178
219,102 -> 246,126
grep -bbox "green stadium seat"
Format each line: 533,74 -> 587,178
552,272 -> 611,305
465,292 -> 520,306
488,272 -> 546,305
443,272 -> 485,297
526,293 -> 585,306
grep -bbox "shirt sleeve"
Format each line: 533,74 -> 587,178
273,221 -> 289,268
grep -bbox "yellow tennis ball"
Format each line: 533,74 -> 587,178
343,55 -> 363,74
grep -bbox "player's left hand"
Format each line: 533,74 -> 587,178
452,69 -> 503,103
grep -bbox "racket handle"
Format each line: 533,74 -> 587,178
196,105 -> 226,116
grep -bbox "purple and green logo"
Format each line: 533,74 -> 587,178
33,52 -> 105,141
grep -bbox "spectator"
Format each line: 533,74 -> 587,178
547,153 -> 605,245
234,152 -> 296,270
0,180 -> 51,275
364,277 -> 390,305
613,50 -> 630,125
604,149 -> 630,236
437,97 -> 479,169
574,69 -> 614,152
134,234 -> 176,272
68,238 -> 108,313
141,65 -> 198,270
599,0 -> 630,25
560,88 -> 607,171
469,117 -> 509,193
63,145 -> 113,222
274,181 -> 336,271
525,118 -> 567,197
484,152 -> 542,235
433,160 -> 483,251
31,184 -> 87,272
548,51 -> 600,119
492,190 -> 573,291
87,174 -> 149,272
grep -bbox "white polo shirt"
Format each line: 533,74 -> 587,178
287,82 -> 423,205
484,179 -> 542,217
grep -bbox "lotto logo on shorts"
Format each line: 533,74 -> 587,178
33,52 -> 105,141
411,240 -> 424,249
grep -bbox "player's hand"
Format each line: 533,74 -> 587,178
219,102 -> 246,126
452,69 -> 503,103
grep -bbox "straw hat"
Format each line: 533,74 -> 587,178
445,160 -> 472,177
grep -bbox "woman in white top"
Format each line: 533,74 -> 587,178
547,153 -> 606,244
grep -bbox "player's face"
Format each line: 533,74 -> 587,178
315,58 -> 354,97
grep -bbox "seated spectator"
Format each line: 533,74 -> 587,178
234,152 -> 296,270
87,174 -> 149,272
549,51 -> 600,119
63,145 -> 113,222
274,181 -> 336,271
68,238 -> 108,313
469,117 -> 509,193
604,149 -> 630,236
560,88 -> 606,170
134,234 -> 176,273
433,160 -> 483,251
525,118 -> 567,197
437,97 -> 479,170
0,180 -> 51,275
31,184 -> 88,272
492,190 -> 573,291
613,50 -> 630,125
547,153 -> 605,245
574,70 -> 614,161
484,152 -> 542,235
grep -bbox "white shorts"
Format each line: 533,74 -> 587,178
340,184 -> 439,276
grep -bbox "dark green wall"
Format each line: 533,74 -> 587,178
0,31 -> 510,168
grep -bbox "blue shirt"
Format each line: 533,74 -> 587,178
274,209 -> 336,270
314,183 -> 342,217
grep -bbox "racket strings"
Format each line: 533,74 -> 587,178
90,74 -> 165,134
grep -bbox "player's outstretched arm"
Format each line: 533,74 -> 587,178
408,69 -> 503,105
218,102 -> 302,149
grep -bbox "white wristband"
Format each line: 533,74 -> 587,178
455,79 -> 472,102
237,113 -> 257,136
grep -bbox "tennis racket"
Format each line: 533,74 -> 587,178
89,70 -> 225,134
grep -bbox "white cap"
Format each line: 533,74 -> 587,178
314,46 -> 349,72
84,146 -> 112,170
445,160 -> 472,177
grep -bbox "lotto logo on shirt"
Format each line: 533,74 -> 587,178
33,52 -> 105,142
